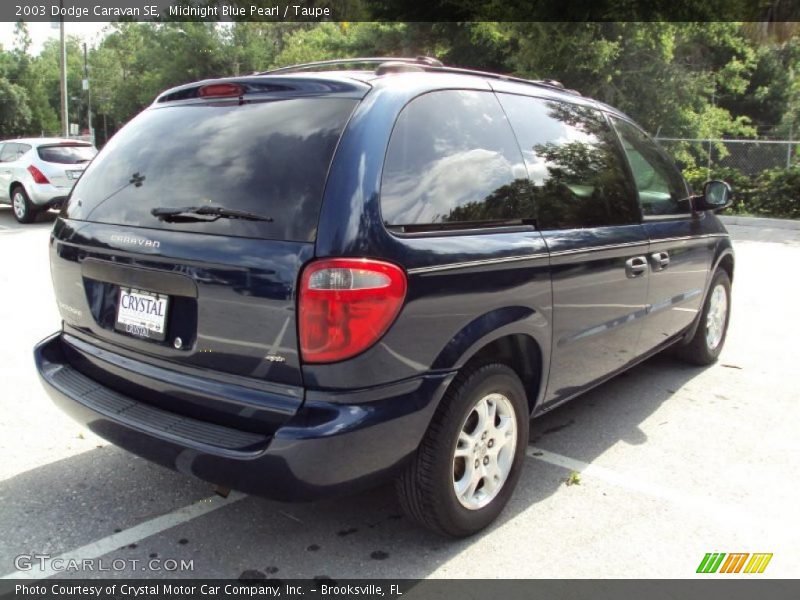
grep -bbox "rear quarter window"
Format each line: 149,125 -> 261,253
66,97 -> 358,242
0,144 -> 19,162
380,90 -> 530,230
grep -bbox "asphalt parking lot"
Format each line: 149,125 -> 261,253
0,208 -> 798,580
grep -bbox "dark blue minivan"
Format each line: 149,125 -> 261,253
34,58 -> 734,536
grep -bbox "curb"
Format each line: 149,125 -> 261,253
719,215 -> 800,231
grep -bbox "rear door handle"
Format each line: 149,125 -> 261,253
625,256 -> 648,278
650,251 -> 670,271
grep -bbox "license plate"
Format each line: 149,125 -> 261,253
115,288 -> 169,341
66,170 -> 82,180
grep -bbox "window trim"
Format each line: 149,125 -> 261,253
383,219 -> 538,238
606,114 -> 694,222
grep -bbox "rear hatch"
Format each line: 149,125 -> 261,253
36,143 -> 96,190
50,77 -> 365,433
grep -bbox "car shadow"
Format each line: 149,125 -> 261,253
0,352 -> 707,578
0,206 -> 58,231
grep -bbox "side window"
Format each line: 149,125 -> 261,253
0,144 -> 19,163
381,90 -> 530,229
16,143 -> 32,158
497,94 -> 639,230
611,117 -> 690,218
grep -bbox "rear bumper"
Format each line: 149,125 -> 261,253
34,332 -> 453,501
27,183 -> 72,207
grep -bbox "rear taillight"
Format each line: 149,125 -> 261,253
299,258 -> 407,363
27,165 -> 49,184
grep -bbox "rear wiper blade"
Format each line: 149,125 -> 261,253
151,205 -> 274,223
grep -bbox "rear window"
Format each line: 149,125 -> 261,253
38,144 -> 96,164
66,98 -> 358,241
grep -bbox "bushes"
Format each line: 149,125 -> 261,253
683,165 -> 800,219
747,166 -> 800,219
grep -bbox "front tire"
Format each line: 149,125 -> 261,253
11,187 -> 37,224
396,363 -> 529,537
676,269 -> 731,365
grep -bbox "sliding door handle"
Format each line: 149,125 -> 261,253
650,251 -> 670,271
625,256 -> 648,278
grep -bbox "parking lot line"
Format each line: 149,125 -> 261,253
1,492 -> 245,580
0,444 -> 771,581
526,446 -> 752,526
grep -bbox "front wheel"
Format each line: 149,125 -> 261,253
396,363 -> 528,537
676,269 -> 732,365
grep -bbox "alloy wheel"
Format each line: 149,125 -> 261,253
452,392 -> 517,510
706,283 -> 728,350
12,192 -> 27,221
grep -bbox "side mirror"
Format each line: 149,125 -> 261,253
694,180 -> 732,212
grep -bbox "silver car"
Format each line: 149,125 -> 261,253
0,138 -> 97,223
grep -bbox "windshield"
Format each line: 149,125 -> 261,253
65,97 -> 358,241
38,144 -> 96,164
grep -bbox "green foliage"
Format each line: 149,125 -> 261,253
0,77 -> 32,137
36,37 -> 88,130
683,165 -> 754,213
224,23 -> 310,74
504,22 -> 758,140
683,164 -> 800,219
89,22 -> 228,130
736,166 -> 800,219
271,22 -> 416,66
745,166 -> 800,219
0,21 -> 59,135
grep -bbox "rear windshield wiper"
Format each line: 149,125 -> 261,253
151,205 -> 274,223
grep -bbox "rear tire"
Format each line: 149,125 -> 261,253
396,362 -> 528,537
676,269 -> 731,365
11,186 -> 37,224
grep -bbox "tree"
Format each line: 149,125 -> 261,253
9,21 -> 59,135
0,77 -> 32,137
504,22 -> 757,139
37,36 -> 88,132
271,22 -> 413,67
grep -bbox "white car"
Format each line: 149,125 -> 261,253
0,138 -> 97,223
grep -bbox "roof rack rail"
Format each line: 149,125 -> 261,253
261,57 -> 578,96
262,56 -> 443,75
418,65 -> 575,94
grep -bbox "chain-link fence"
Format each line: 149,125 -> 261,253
656,137 -> 800,177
